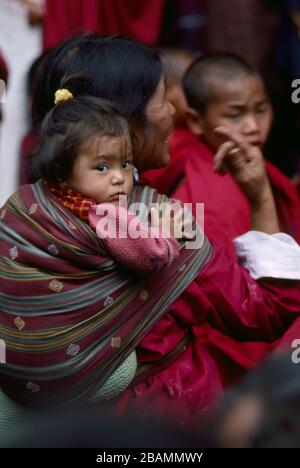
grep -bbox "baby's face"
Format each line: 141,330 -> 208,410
198,75 -> 273,151
66,134 -> 134,204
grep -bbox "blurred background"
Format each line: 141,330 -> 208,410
2,1 -> 300,449
1,0 -> 300,205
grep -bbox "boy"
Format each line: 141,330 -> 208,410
151,53 -> 300,385
152,53 -> 300,253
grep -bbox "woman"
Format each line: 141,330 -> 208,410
1,35 -> 300,429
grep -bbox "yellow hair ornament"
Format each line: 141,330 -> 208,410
54,88 -> 74,105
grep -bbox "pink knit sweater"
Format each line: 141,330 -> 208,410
89,204 -> 180,275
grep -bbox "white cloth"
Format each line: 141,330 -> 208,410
234,231 -> 300,280
0,0 -> 42,207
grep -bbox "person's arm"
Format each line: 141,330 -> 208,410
213,126 -> 279,233
248,183 -> 279,234
129,185 -> 300,343
169,240 -> 300,343
89,204 -> 180,275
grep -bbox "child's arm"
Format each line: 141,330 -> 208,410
89,204 -> 180,275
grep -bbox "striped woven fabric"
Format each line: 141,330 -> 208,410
0,180 -> 213,407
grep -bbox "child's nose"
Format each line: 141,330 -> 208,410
111,169 -> 124,184
242,115 -> 259,134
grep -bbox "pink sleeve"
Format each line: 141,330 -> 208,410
88,204 -> 180,275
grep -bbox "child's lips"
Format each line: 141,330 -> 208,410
248,140 -> 263,147
109,192 -> 126,201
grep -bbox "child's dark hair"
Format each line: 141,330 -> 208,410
183,52 -> 260,114
31,75 -> 130,183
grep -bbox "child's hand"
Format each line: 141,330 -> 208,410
150,206 -> 194,240
213,126 -> 269,204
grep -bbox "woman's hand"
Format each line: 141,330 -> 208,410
213,126 -> 279,234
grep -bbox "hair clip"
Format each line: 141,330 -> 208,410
54,88 -> 74,105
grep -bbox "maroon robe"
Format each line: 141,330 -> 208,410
142,130 -> 300,386
43,0 -> 165,49
0,51 -> 8,82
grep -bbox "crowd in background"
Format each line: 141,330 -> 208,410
1,0 -> 300,448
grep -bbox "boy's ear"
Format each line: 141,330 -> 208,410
185,107 -> 204,136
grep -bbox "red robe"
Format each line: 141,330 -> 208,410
143,130 -> 300,385
19,131 -> 39,185
0,51 -> 8,82
1,181 -> 300,428
43,0 -> 165,49
124,246 -> 300,428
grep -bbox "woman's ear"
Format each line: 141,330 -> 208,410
185,107 -> 204,136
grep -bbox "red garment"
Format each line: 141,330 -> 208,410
45,181 -> 94,223
46,182 -> 180,275
43,0 -> 165,49
89,204 -> 180,276
20,131 -> 39,185
143,132 -> 300,386
277,317 -> 300,351
0,50 -> 8,123
148,133 -> 300,255
0,50 -> 8,82
125,246 -> 300,428
2,181 -> 300,426
0,182 -> 210,407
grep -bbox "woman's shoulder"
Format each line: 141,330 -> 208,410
2,180 -> 44,210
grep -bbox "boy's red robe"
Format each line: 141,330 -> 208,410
143,129 -> 300,385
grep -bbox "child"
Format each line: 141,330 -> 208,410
149,52 -> 300,386
33,85 -> 186,277
153,52 -> 300,253
27,81 -> 191,403
161,48 -> 196,129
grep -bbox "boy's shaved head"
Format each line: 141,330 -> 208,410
159,48 -> 197,128
183,53 -> 260,113
160,48 -> 197,83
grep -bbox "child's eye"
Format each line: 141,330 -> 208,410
224,114 -> 242,120
97,164 -> 109,172
257,107 -> 268,115
122,161 -> 132,169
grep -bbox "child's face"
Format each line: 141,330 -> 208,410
188,75 -> 273,151
66,134 -> 134,204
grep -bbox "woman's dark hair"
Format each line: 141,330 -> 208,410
33,35 -> 162,129
31,76 -> 130,183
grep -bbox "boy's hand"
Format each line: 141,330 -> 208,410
213,125 -> 279,233
213,126 -> 269,204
